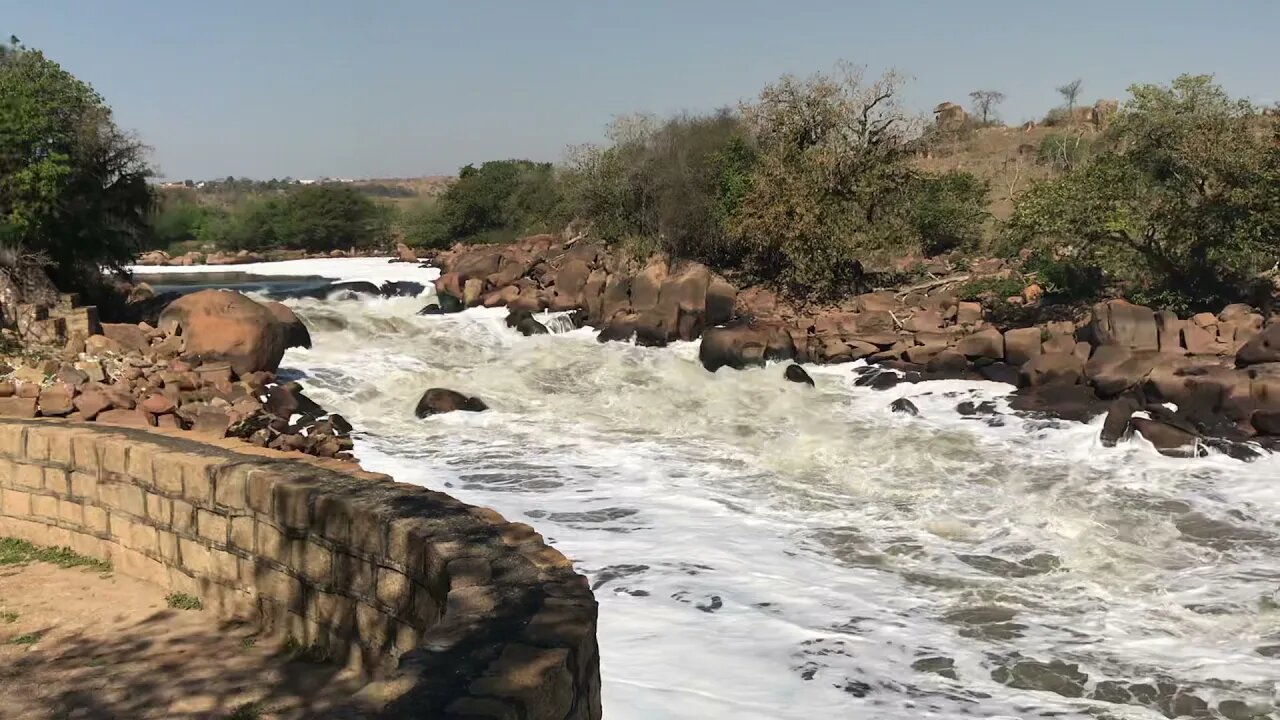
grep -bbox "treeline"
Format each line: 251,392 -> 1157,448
151,185 -> 392,253
406,68 -> 1280,311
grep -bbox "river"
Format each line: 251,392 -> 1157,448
134,258 -> 1280,720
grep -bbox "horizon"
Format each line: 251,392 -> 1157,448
7,0 -> 1278,181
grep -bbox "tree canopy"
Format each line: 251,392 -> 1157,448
0,38 -> 153,283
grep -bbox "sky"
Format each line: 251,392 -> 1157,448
6,0 -> 1277,181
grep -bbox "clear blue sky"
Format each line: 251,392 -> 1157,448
7,0 -> 1277,181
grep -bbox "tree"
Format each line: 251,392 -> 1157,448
968,90 -> 1006,125
1057,79 -> 1084,117
728,64 -> 923,296
402,160 -> 566,248
1007,74 -> 1279,311
0,38 -> 153,284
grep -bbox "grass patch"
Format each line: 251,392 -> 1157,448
240,636 -> 258,649
0,538 -> 111,572
0,611 -> 17,624
955,276 -> 1025,302
165,592 -> 203,611
228,701 -> 267,720
282,634 -> 331,664
9,631 -> 43,646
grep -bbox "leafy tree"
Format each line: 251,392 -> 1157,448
0,38 -> 153,283
1007,74 -> 1280,311
405,160 -> 566,248
968,90 -> 1006,125
729,64 -> 920,296
907,171 -> 990,256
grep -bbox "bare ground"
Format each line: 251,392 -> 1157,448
0,562 -> 367,720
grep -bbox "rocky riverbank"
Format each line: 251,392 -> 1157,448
0,285 -> 356,462
427,235 -> 1280,459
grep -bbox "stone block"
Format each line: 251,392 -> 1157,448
214,465 -> 251,509
159,530 -> 180,563
212,548 -> 241,584
246,469 -> 280,515
179,538 -> 213,575
334,552 -> 377,598
45,429 -> 74,467
125,444 -> 156,485
355,602 -> 389,648
315,492 -> 353,546
376,567 -> 411,612
154,458 -> 185,494
70,471 -> 98,501
254,565 -> 303,609
99,482 -> 145,517
116,547 -> 168,586
302,541 -> 334,585
171,499 -> 195,534
58,499 -> 84,526
71,435 -> 99,473
273,477 -> 316,530
257,520 -> 289,564
99,437 -> 130,476
0,424 -> 25,457
83,505 -> 109,535
1,488 -> 31,516
24,427 -> 51,461
197,509 -> 229,544
15,462 -> 44,489
32,493 -> 59,519
230,516 -> 255,552
69,532 -> 106,562
127,520 -> 159,554
468,645 -> 574,719
43,467 -> 69,495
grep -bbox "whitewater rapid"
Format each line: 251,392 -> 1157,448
137,259 -> 1280,719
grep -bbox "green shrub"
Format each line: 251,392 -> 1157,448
0,537 -> 111,571
165,592 -> 203,611
907,171 -> 990,256
1036,133 -> 1094,172
404,160 -> 566,248
956,276 -> 1024,301
1007,74 -> 1280,312
194,186 -> 390,253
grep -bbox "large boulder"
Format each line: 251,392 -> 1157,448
1236,325 -> 1280,366
395,243 -> 417,263
1021,353 -> 1084,386
1004,327 -> 1043,366
1084,346 -> 1163,397
1087,300 -> 1158,351
158,289 -> 288,376
1131,417 -> 1199,457
699,323 -> 794,372
956,328 -> 1004,360
101,323 -> 151,354
550,259 -> 593,311
414,388 -> 488,418
264,302 -> 311,349
453,250 -> 504,280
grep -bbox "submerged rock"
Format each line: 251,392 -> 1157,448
784,364 -> 814,387
889,398 -> 919,416
414,388 -> 489,418
418,294 -> 463,315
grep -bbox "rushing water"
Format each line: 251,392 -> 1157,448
142,259 -> 1280,719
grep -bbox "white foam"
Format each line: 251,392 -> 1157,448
127,256 -> 441,288
200,280 -> 1279,719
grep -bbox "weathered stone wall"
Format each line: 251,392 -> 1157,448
0,418 -> 601,719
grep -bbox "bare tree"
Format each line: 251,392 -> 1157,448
1057,79 -> 1084,116
968,90 -> 1006,125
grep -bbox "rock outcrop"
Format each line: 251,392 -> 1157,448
414,388 -> 489,417
159,289 -> 289,375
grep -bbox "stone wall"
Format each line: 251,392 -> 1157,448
0,418 -> 601,719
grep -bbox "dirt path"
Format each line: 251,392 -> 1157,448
0,562 -> 367,719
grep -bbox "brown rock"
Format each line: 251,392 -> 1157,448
926,349 -> 970,374
1191,312 -> 1217,328
462,278 -> 485,307
1131,417 -> 1198,457
265,301 -> 311,349
141,393 -> 176,415
158,289 -> 288,376
0,396 -> 37,418
631,260 -> 668,315
699,323 -> 794,372
36,384 -> 75,417
453,249 -> 504,280
706,277 -> 737,326
101,323 -> 152,353
155,414 -> 180,429
855,291 -> 898,313
73,389 -> 111,420
956,328 -> 1004,360
582,269 -> 608,322
414,388 -> 488,417
1022,284 -> 1044,304
903,310 -> 944,333
85,334 -> 124,356
395,242 -> 417,263
482,285 -> 521,308
0,381 -> 13,398
1182,322 -> 1224,355
905,344 -> 948,364
96,408 -> 154,427
956,301 -> 983,325
1088,299 -> 1158,351
550,259 -> 592,311
1084,346 -> 1163,397
1236,325 -> 1280,366
600,274 -> 632,322
435,271 -> 464,300
1155,311 -> 1184,353
1004,327 -> 1043,366
1022,353 -> 1085,386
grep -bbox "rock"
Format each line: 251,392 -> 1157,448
1085,346 -> 1163,397
784,364 -> 814,386
155,414 -> 180,429
74,360 -> 106,383
434,271 -> 464,300
418,294 -> 464,315
96,408 -> 154,427
0,396 -> 37,418
855,291 -> 897,313
925,349 -> 969,374
0,381 -> 12,398
453,250 -> 504,280
978,362 -> 1021,386
905,344 -> 948,365
1236,325 -> 1280,366
36,385 -> 74,417
1021,284 -> 1044,304
1088,299 -> 1159,351
264,302 -> 312,349
190,409 -> 232,437
956,301 -> 983,325
699,323 -> 794,372
1100,397 -> 1140,446
482,285 -> 521,308
1182,322 -> 1223,355
889,398 -> 919,416
73,389 -> 112,420
100,323 -> 151,353
141,394 -> 176,415
706,277 -> 737,327
414,388 -> 488,417
956,327 -> 1004,360
55,367 -> 89,387
1251,409 -> 1280,435
1009,383 -> 1104,422
549,259 -> 592,312
395,242 -> 417,263
517,315 -> 549,336
84,334 -> 124,357
462,278 -> 485,307
158,289 -> 288,376
1004,327 -> 1043,366
597,314 -> 638,343
1131,416 -> 1199,457
1022,353 -> 1085,386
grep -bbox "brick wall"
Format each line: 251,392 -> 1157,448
0,418 -> 601,719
